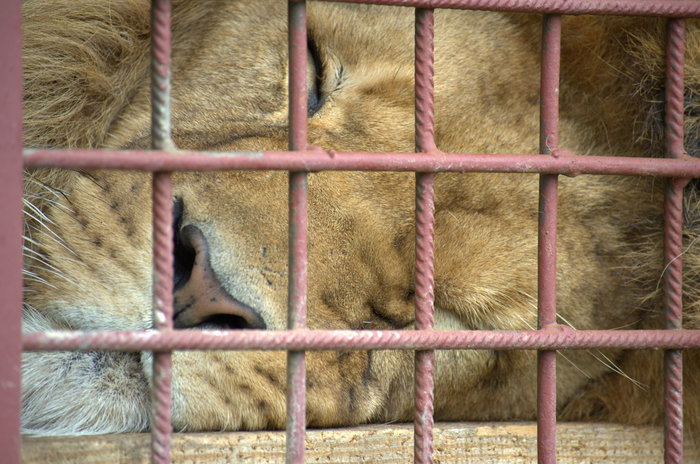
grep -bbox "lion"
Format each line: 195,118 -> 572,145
20,0 -> 700,441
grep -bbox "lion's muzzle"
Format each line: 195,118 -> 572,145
172,224 -> 266,330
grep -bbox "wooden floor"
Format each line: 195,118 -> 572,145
21,422 -> 700,463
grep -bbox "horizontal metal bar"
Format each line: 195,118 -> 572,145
320,0 -> 700,17
23,149 -> 700,177
22,327 -> 700,352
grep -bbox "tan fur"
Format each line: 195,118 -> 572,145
21,0 -> 700,437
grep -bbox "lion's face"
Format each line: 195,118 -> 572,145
22,0 -> 700,435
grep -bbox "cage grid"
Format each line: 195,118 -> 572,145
2,0 -> 700,463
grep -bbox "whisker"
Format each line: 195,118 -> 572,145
22,269 -> 58,289
518,304 -> 644,388
510,310 -> 593,379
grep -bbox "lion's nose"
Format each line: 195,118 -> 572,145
172,224 -> 266,330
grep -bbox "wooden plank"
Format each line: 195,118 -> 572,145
21,423 -> 700,463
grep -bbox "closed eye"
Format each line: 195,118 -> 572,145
307,38 -> 324,116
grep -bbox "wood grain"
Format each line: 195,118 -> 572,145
21,423 -> 700,463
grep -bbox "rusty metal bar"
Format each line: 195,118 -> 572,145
537,13 -> 561,464
663,18 -> 688,464
322,0 -> 700,17
0,0 -> 24,462
23,149 -> 700,177
22,328 -> 700,352
414,7 -> 436,464
287,1 -> 309,463
150,0 -> 174,463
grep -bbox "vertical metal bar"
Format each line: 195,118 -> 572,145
287,1 -> 308,463
414,7 -> 436,464
415,8 -> 437,156
151,172 -> 174,464
538,14 -> 561,464
287,172 -> 308,464
663,18 -> 687,464
151,0 -> 174,463
0,1 -> 24,462
289,0 -> 308,153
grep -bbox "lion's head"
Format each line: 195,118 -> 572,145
21,0 -> 700,436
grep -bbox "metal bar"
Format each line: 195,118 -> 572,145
320,0 -> 700,17
22,328 -> 700,352
287,172 -> 308,464
289,0 -> 308,153
15,5 -> 700,464
150,172 -> 174,464
23,149 -> 700,177
663,18 -> 688,464
287,1 -> 309,462
0,0 -> 24,462
150,0 -> 174,463
151,0 -> 174,152
414,8 -> 436,464
414,7 -> 437,155
537,14 -> 561,464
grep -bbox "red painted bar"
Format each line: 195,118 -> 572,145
288,173 -> 309,330
14,3 -> 700,464
23,149 -> 700,177
287,1 -> 309,463
21,328 -> 700,352
537,14 -> 561,464
662,18 -> 687,464
414,7 -> 437,156
150,1 -> 174,463
0,1 -> 24,462
150,172 -> 174,464
323,0 -> 700,17
414,8 -> 436,464
287,172 -> 308,464
151,0 -> 173,151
